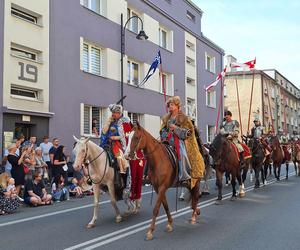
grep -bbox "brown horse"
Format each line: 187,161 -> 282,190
209,134 -> 244,205
269,135 -> 284,180
125,123 -> 200,240
291,142 -> 300,176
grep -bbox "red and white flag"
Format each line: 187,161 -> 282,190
230,58 -> 256,70
205,67 -> 227,92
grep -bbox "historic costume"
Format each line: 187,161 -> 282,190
250,119 -> 264,139
160,96 -> 205,189
220,110 -> 245,165
101,104 -> 131,173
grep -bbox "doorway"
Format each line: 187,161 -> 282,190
15,123 -> 35,140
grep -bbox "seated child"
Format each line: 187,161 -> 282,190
5,178 -> 24,202
69,177 -> 83,197
51,175 -> 69,202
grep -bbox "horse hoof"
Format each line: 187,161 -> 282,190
215,200 -> 223,205
115,216 -> 122,223
239,192 -> 245,198
230,196 -> 237,201
86,223 -> 95,229
166,224 -> 173,233
146,232 -> 153,241
190,219 -> 196,225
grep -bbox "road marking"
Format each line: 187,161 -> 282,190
65,172 -> 296,250
0,190 -> 153,227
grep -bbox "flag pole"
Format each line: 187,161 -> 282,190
235,77 -> 243,136
265,80 -> 275,133
215,77 -> 224,133
247,71 -> 255,133
159,61 -> 167,112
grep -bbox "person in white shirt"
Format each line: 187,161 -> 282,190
39,136 -> 53,181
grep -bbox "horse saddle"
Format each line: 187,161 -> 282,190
230,143 -> 251,161
163,143 -> 179,170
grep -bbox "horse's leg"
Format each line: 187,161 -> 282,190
278,163 -> 281,181
215,169 -> 223,205
273,164 -> 277,179
298,161 -> 300,176
230,174 -> 237,201
107,181 -> 122,223
87,184 -> 100,228
225,172 -> 230,186
190,179 -> 200,224
261,164 -> 266,185
237,170 -> 245,198
161,194 -> 173,232
286,162 -> 289,179
146,186 -> 165,240
254,165 -> 260,189
263,163 -> 268,183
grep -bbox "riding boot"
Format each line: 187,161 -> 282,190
239,152 -> 245,170
120,173 -> 127,189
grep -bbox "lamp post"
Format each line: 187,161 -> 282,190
120,13 -> 148,106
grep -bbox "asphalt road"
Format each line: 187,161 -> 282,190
1,164 -> 300,250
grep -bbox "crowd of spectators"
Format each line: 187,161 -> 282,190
0,135 -> 91,215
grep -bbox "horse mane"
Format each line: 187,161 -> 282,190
211,134 -> 226,152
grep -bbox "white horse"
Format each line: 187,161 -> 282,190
72,136 -> 122,228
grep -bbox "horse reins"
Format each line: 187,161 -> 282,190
84,143 -> 108,185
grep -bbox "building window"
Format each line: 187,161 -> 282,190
127,60 -> 139,86
186,77 -> 195,86
82,104 -> 106,136
127,8 -> 139,34
160,73 -> 173,96
82,42 -> 101,76
206,90 -> 216,108
187,98 -> 196,119
11,7 -> 37,24
159,27 -> 167,49
11,86 -> 40,101
207,125 -> 215,143
205,52 -> 215,73
186,40 -> 195,51
186,56 -> 195,66
128,112 -> 141,125
80,0 -> 101,15
186,11 -> 195,22
11,47 -> 37,61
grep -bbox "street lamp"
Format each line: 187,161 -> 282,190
120,13 -> 148,106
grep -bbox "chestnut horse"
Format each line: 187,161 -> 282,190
209,134 -> 245,205
125,124 -> 200,240
269,135 -> 284,180
292,142 -> 300,176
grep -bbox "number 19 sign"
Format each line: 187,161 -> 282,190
18,62 -> 38,83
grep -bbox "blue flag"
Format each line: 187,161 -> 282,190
138,50 -> 161,87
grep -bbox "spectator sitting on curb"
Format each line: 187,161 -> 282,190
0,173 -> 20,214
6,177 -> 24,201
24,171 -> 52,206
51,174 -> 69,202
69,177 -> 83,197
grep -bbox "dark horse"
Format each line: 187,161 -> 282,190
249,138 -> 266,188
125,124 -> 200,240
291,142 -> 300,176
209,134 -> 245,205
269,135 -> 284,180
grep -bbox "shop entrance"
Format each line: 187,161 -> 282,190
15,123 -> 35,140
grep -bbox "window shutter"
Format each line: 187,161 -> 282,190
91,47 -> 101,75
84,105 -> 91,134
83,43 -> 89,72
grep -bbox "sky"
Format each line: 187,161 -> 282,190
193,0 -> 300,88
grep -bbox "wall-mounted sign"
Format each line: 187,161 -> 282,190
3,131 -> 14,149
22,115 -> 31,122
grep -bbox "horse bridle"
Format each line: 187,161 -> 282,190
83,143 -> 108,185
130,130 -> 160,160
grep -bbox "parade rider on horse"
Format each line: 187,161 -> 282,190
220,110 -> 245,168
248,118 -> 271,156
160,96 -> 205,189
100,104 -> 132,182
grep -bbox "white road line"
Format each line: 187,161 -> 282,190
0,190 -> 153,227
65,172 -> 296,250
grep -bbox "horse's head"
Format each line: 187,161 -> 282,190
209,134 -> 228,164
269,135 -> 279,149
72,135 -> 90,171
124,122 -> 146,160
